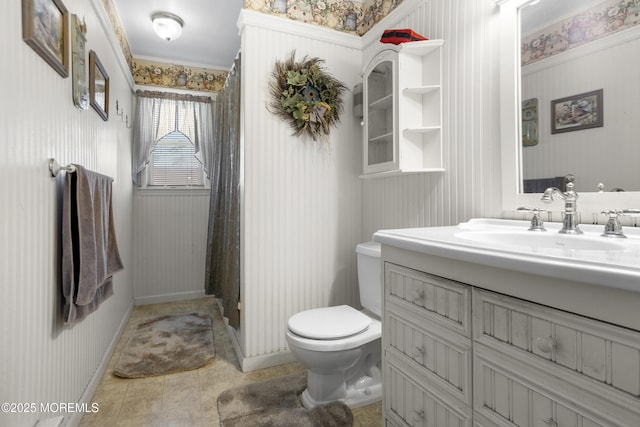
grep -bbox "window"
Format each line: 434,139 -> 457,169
132,90 -> 214,187
148,131 -> 205,187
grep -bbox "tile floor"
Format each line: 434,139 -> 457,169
79,296 -> 382,426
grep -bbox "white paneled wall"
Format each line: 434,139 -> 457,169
238,11 -> 363,369
0,1 -> 134,426
361,0 -> 504,239
133,190 -> 210,304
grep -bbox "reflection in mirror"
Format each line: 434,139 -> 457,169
519,0 -> 640,193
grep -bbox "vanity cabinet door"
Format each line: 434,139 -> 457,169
474,346 -> 618,427
386,304 -> 472,404
385,356 -> 472,427
473,289 -> 640,426
474,289 -> 640,398
385,263 -> 471,337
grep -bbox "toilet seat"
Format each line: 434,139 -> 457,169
288,305 -> 372,340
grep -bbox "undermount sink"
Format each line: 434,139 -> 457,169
454,229 -> 629,252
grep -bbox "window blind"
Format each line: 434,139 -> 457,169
149,131 -> 205,186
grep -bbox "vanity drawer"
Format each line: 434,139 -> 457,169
385,263 -> 471,337
385,305 -> 472,404
473,289 -> 640,398
473,345 -> 638,427
385,355 -> 472,427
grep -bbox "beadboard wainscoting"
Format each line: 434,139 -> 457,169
0,1 -> 135,426
361,0 -> 504,240
133,189 -> 210,304
237,10 -> 364,371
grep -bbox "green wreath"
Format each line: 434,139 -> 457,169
268,51 -> 346,141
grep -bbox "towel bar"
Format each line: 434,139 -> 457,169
49,159 -> 76,177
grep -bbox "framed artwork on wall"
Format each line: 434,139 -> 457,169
522,98 -> 538,146
71,14 -> 88,109
551,89 -> 603,134
89,50 -> 109,121
22,0 -> 69,78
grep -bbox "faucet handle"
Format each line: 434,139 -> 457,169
517,207 -> 547,231
622,208 -> 640,217
600,210 -> 626,238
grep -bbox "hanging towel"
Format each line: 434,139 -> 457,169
61,165 -> 124,325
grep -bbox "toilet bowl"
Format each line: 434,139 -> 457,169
285,242 -> 382,409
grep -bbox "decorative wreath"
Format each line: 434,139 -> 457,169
268,51 -> 346,141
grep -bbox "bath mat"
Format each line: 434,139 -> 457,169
217,372 -> 353,426
113,312 -> 214,378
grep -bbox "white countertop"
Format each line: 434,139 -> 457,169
374,218 -> 640,294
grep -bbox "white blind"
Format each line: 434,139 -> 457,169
149,131 -> 205,186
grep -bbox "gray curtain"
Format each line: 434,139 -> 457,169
131,90 -> 214,185
204,54 -> 241,329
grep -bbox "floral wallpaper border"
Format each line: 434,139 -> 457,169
522,0 -> 640,66
101,0 -> 404,92
131,59 -> 227,92
244,0 -> 403,36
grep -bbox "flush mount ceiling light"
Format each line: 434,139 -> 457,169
151,12 -> 184,41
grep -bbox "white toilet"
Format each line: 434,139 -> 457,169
286,241 -> 382,409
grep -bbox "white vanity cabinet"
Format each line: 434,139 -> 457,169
383,262 -> 473,426
379,245 -> 640,427
362,40 -> 444,176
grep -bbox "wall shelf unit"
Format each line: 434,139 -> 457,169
362,39 -> 444,177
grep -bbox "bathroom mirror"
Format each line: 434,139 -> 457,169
499,0 -> 640,213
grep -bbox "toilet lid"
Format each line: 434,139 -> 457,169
288,305 -> 372,340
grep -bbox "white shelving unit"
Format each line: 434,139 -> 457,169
362,39 -> 444,177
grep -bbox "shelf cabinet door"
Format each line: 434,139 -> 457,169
364,52 -> 397,174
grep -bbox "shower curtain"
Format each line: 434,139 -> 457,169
204,54 -> 241,329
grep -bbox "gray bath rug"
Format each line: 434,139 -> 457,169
113,312 -> 214,378
217,372 -> 353,427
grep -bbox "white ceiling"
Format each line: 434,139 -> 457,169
110,0 -> 244,70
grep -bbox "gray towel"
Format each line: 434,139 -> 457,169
62,165 -> 124,324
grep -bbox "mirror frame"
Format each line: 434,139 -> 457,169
498,0 -> 640,214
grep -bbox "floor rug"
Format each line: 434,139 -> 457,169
113,312 -> 214,378
217,372 -> 353,426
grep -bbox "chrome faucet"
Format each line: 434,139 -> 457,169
541,174 -> 583,234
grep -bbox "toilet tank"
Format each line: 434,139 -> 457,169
356,241 -> 382,317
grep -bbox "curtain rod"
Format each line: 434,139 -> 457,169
135,90 -> 212,103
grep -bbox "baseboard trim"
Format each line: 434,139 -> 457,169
64,299 -> 135,427
215,300 -> 297,372
134,290 -> 206,305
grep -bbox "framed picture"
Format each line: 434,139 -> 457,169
551,89 -> 603,134
71,14 -> 88,109
522,98 -> 538,146
89,50 -> 109,121
22,0 -> 69,78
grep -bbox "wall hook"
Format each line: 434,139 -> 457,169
115,100 -> 124,117
125,115 -> 132,129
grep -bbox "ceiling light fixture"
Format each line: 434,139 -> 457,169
151,12 -> 184,41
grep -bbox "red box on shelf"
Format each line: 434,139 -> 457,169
380,29 -> 428,45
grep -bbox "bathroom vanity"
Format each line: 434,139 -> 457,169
374,219 -> 640,427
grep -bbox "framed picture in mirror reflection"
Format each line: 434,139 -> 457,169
89,50 -> 109,121
551,89 -> 603,134
522,98 -> 538,146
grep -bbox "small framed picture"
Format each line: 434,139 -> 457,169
22,0 -> 70,78
551,89 -> 603,134
89,50 -> 109,121
71,14 -> 89,109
